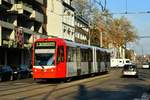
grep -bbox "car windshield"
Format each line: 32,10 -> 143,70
20,65 -> 28,70
126,60 -> 130,63
124,65 -> 136,70
2,66 -> 12,72
143,63 -> 148,65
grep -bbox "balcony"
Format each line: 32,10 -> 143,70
35,0 -> 43,5
2,0 -> 14,4
0,0 -> 14,4
30,10 -> 44,23
0,20 -> 15,29
23,27 -> 33,35
0,0 -> 13,10
11,4 -> 33,15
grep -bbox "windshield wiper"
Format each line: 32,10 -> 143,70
39,62 -> 45,69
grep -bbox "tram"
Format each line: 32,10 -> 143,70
32,38 -> 110,80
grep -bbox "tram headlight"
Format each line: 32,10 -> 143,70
44,69 -> 47,72
51,68 -> 54,72
41,69 -> 47,72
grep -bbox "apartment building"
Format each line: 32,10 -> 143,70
47,0 -> 75,41
0,0 -> 90,67
0,0 -> 47,66
75,15 -> 89,44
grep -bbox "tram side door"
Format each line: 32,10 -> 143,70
88,49 -> 92,74
56,46 -> 65,77
76,47 -> 81,76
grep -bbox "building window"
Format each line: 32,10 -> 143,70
63,29 -> 66,33
67,28 -> 70,34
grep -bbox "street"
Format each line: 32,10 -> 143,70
0,68 -> 149,100
0,1 -> 150,100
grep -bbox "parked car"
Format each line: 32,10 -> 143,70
122,64 -> 138,78
11,66 -> 19,80
28,64 -> 33,77
0,65 -> 13,81
142,62 -> 150,69
18,64 -> 30,79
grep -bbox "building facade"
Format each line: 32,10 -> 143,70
0,0 -> 90,67
0,0 -> 47,67
75,15 -> 89,44
47,0 -> 75,41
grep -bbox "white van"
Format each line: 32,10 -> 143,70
110,59 -> 131,67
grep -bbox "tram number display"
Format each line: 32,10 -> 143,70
35,42 -> 56,47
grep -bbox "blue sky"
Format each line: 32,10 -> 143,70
106,0 -> 150,55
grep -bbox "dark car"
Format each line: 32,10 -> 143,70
18,64 -> 30,79
122,64 -> 138,78
11,66 -> 19,80
0,65 -> 13,81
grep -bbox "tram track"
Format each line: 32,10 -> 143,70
0,69 -> 120,99
0,83 -> 36,92
0,68 -> 148,99
0,83 -> 58,97
52,76 -> 112,99
54,69 -> 150,99
0,80 -> 57,92
18,74 -> 111,99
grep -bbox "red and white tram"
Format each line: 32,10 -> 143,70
32,38 -> 110,80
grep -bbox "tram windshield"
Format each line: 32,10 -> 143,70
34,41 -> 56,66
35,53 -> 55,66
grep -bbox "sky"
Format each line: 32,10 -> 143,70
105,0 -> 150,55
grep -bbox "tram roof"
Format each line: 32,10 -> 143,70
35,38 -> 110,53
65,40 -> 91,49
65,40 -> 109,52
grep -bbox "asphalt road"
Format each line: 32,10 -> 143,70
0,68 -> 149,100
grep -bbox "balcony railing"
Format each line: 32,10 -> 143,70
30,10 -> 44,23
0,0 -> 14,4
11,4 -> 33,14
35,0 -> 43,5
0,20 -> 15,29
23,27 -> 33,35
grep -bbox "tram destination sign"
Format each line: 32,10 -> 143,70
36,42 -> 56,47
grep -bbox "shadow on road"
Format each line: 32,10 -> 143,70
74,84 -> 149,100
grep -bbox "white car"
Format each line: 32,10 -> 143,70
122,64 -> 138,77
142,63 -> 149,69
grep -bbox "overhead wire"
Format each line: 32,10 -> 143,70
111,0 -> 150,15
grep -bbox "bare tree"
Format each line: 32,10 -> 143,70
72,0 -> 138,49
94,0 -> 107,12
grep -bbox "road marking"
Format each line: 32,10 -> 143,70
14,83 -> 28,85
14,82 -> 37,85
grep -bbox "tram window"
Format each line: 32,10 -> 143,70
57,46 -> 64,64
85,51 -> 88,62
81,49 -> 84,62
81,49 -> 86,62
104,52 -> 109,62
96,50 -> 101,62
103,52 -> 105,61
80,49 -> 90,62
67,47 -> 75,62
106,53 -> 110,62
88,49 -> 93,62
101,52 -> 104,61
100,52 -> 103,61
104,53 -> 107,61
